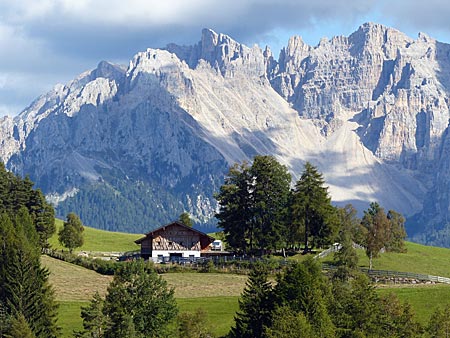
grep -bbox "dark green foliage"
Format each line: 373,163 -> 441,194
427,304 -> 450,338
265,306 -> 313,338
274,258 -> 335,337
4,312 -> 36,338
0,212 -> 59,338
230,262 -> 274,338
290,162 -> 338,252
56,179 -> 186,233
102,260 -> 178,338
179,212 -> 193,227
58,212 -> 85,253
76,292 -> 109,338
215,161 -> 253,252
386,210 -> 407,253
176,308 -> 214,338
0,163 -> 56,250
332,230 -> 358,281
216,156 -> 291,254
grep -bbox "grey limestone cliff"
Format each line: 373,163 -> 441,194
1,23 -> 450,242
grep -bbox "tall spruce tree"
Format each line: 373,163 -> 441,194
230,262 -> 274,338
274,258 -> 335,337
0,212 -> 58,338
290,162 -> 337,252
216,156 -> 291,254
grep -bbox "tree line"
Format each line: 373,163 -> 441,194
215,155 -> 406,266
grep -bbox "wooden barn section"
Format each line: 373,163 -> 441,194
135,221 -> 214,262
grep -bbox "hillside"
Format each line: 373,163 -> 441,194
48,219 -> 141,253
42,240 -> 450,336
1,23 -> 450,244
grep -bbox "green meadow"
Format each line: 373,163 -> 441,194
42,224 -> 450,337
48,219 -> 142,253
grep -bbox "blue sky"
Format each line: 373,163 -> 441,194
1,0 -> 450,117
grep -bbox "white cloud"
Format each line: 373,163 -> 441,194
1,0 -> 450,117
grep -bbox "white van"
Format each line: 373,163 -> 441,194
211,240 -> 223,251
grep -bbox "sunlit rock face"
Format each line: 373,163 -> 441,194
1,23 -> 450,241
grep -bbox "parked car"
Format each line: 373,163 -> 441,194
211,240 -> 223,251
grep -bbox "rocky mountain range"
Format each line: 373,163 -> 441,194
1,22 -> 450,244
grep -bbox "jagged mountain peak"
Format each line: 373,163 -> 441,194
2,23 -> 450,244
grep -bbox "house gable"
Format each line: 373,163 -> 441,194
135,221 -> 214,260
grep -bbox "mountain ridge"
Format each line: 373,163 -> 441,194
1,22 -> 449,244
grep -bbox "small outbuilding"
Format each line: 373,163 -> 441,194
135,221 -> 214,262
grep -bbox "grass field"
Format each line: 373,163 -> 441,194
42,223 -> 450,336
42,256 -> 246,337
378,284 -> 450,325
48,219 -> 142,253
318,241 -> 450,277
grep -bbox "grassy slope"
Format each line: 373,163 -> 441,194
48,219 -> 142,252
318,241 -> 450,277
43,223 -> 450,335
42,256 -> 244,337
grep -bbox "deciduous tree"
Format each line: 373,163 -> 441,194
58,212 -> 84,253
179,212 -> 193,227
362,202 -> 390,269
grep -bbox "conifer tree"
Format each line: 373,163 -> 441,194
77,292 -> 109,338
102,260 -> 177,338
216,155 -> 291,254
0,212 -> 58,338
290,162 -> 337,252
265,306 -> 313,338
274,258 -> 335,337
230,262 -> 274,338
215,161 -> 253,252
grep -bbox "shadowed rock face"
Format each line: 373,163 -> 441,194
1,23 -> 450,241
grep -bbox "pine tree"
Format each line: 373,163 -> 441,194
265,306 -> 313,338
0,212 -> 58,338
78,292 -> 109,338
250,155 -> 291,253
216,156 -> 291,254
215,161 -> 253,253
4,312 -> 36,338
290,162 -> 337,252
230,262 -> 274,338
102,260 -> 177,338
332,229 -> 358,281
274,258 -> 335,337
